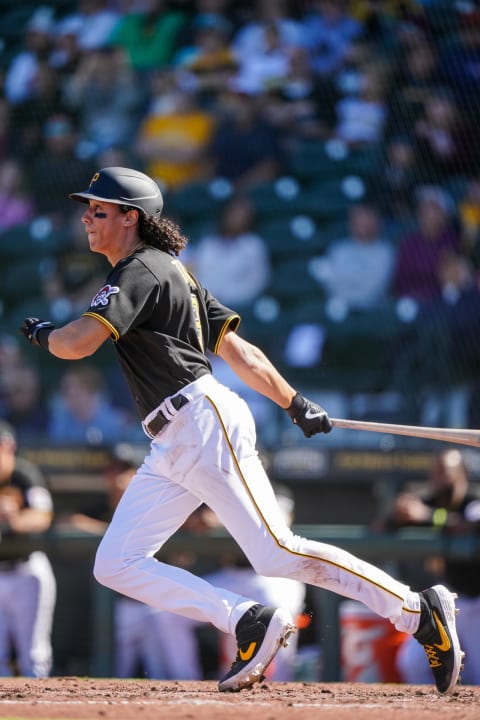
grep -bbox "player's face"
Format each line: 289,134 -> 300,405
81,200 -> 127,255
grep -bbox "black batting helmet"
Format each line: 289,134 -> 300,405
69,166 -> 163,216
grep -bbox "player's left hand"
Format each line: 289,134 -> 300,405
286,391 -> 332,438
19,317 -> 55,347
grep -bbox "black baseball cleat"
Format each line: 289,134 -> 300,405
413,584 -> 464,694
218,604 -> 297,692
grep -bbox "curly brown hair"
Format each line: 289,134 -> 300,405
137,214 -> 189,256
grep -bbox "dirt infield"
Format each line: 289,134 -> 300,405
0,678 -> 478,720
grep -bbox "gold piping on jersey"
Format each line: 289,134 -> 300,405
214,315 -> 241,354
190,293 -> 204,351
82,312 -> 120,341
171,258 -> 205,351
171,258 -> 196,288
205,393 -> 418,614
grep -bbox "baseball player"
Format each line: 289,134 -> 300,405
20,167 -> 463,693
0,420 -> 56,677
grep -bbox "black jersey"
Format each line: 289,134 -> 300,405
0,456 -> 53,558
83,246 -> 240,419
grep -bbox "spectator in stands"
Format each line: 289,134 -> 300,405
301,0 -> 363,78
312,202 -> 395,310
378,448 -> 480,686
28,111 -> 97,224
261,45 -> 337,146
231,0 -> 305,62
49,15 -> 84,87
4,6 -> 56,105
55,0 -> 120,53
391,185 -> 461,305
440,7 -> 480,123
412,86 -> 475,185
230,0 -> 305,96
0,364 -> 50,445
48,363 -> 137,446
173,12 -> 238,105
63,46 -> 145,154
206,76 -> 284,192
348,0 -> 403,52
190,193 -> 271,308
390,245 -> 480,429
380,134 -> 417,223
0,335 -> 29,413
421,251 -> 480,429
459,176 -> 480,271
9,62 -> 65,165
385,28 -> 443,140
333,60 -> 388,147
437,251 -> 480,377
0,159 -> 36,232
107,0 -> 187,77
134,70 -> 216,192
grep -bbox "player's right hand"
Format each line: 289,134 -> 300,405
286,392 -> 332,438
19,317 -> 55,347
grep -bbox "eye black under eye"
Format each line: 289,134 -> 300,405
93,211 -> 107,218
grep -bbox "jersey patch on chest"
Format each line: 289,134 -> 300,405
91,284 -> 120,307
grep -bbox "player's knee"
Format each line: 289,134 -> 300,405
248,540 -> 293,577
93,542 -> 122,589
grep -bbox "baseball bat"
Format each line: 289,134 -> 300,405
330,418 -> 480,448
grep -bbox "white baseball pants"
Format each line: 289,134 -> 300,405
94,374 -> 421,637
0,551 -> 56,677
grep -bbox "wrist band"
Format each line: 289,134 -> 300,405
286,391 -> 302,415
36,328 -> 53,351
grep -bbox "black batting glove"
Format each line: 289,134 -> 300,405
20,317 -> 55,349
286,391 -> 332,438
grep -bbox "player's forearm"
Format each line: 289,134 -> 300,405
218,332 -> 295,409
235,355 -> 296,409
8,509 -> 52,534
47,324 -> 95,359
47,317 -> 111,359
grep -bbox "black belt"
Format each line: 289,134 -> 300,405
146,394 -> 190,437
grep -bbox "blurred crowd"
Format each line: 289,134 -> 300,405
1,0 -> 480,450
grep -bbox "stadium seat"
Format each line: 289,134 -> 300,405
265,257 -> 326,304
0,220 -> 69,259
258,214 -> 327,262
236,295 -> 289,362
167,178 -> 232,223
279,300 -> 404,392
293,177 -> 363,221
287,139 -> 382,184
0,257 -> 57,308
245,176 -> 306,219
